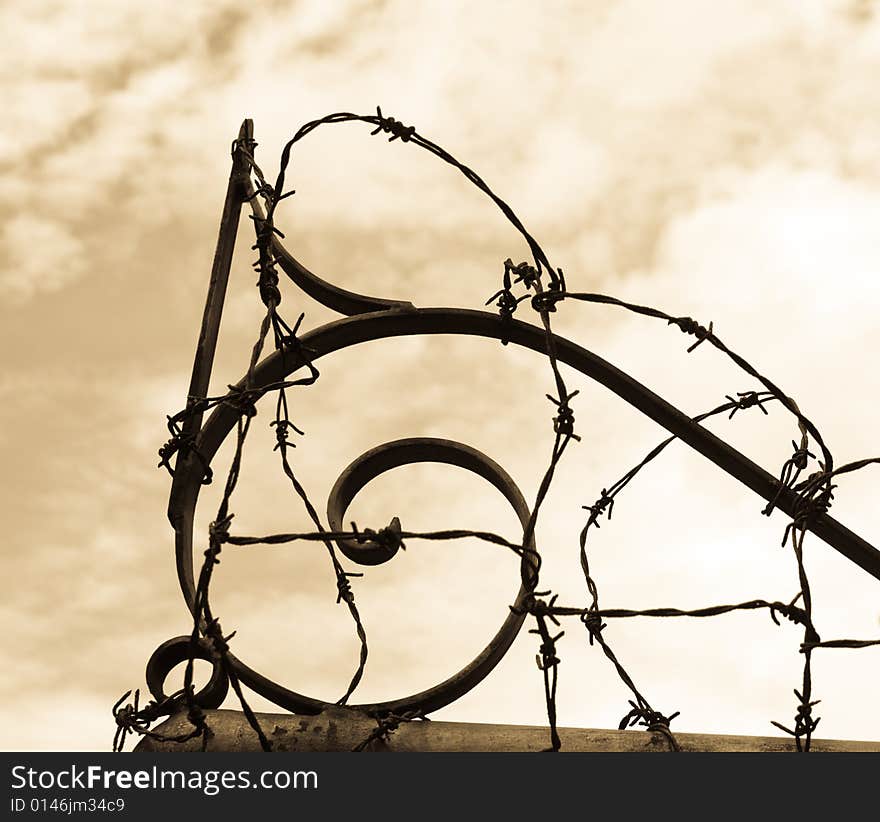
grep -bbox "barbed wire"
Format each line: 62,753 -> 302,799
351,710 -> 428,752
116,108 -> 880,753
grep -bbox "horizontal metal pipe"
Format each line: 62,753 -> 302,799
134,709 -> 880,753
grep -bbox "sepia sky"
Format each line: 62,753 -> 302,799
2,0 -> 880,751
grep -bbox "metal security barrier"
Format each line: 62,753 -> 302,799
115,113 -> 880,754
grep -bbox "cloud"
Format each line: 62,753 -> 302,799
3,0 -> 880,750
0,215 -> 87,299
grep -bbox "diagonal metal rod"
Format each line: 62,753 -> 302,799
168,119 -> 253,523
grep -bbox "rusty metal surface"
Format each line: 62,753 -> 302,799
134,708 -> 880,753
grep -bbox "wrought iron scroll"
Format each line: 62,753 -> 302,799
114,111 -> 880,754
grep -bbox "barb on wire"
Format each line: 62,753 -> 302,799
619,701 -> 681,751
486,259 -> 531,345
112,689 -> 198,753
352,709 -> 426,751
512,592 -> 564,751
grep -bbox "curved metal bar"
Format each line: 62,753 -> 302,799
145,636 -> 229,709
169,306 -> 880,715
245,178 -> 415,316
322,437 -> 533,709
326,437 -> 532,567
